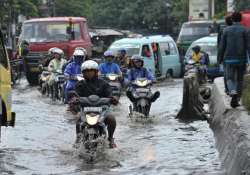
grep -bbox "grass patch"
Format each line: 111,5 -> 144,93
242,75 -> 250,111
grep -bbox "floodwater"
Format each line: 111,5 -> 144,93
0,79 -> 225,175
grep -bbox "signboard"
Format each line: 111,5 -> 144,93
227,0 -> 234,12
189,0 -> 214,21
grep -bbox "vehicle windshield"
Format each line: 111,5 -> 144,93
186,42 -> 217,58
20,22 -> 81,43
109,43 -> 140,57
178,24 -> 211,42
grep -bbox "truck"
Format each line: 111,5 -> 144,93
189,0 -> 215,21
18,17 -> 92,85
0,29 -> 16,139
241,11 -> 250,29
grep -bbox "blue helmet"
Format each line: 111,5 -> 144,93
119,48 -> 126,54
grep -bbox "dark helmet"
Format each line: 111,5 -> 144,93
119,48 -> 127,55
192,45 -> 201,52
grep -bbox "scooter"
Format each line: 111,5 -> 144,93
51,71 -> 65,102
38,67 -> 51,96
103,74 -> 122,100
77,95 -> 111,160
129,78 -> 153,117
185,59 -> 207,85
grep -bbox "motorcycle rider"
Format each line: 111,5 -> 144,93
48,48 -> 67,87
62,47 -> 87,73
116,49 -> 129,67
189,45 -> 209,83
99,50 -> 122,77
189,45 -> 208,65
126,55 -> 160,103
75,60 -> 118,148
64,49 -> 86,103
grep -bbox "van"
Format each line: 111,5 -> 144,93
177,21 -> 213,56
109,35 -> 182,78
185,35 -> 222,80
0,29 -> 15,138
19,17 -> 92,85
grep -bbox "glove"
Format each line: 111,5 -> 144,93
111,96 -> 119,105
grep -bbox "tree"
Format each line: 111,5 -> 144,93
234,0 -> 250,11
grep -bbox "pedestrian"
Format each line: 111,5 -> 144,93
217,15 -> 233,94
218,12 -> 250,108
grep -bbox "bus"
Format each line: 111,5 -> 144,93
0,29 -> 15,139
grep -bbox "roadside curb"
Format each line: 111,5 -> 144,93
209,77 -> 250,175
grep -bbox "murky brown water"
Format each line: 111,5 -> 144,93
0,79 -> 225,175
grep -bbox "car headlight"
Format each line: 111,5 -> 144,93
136,80 -> 148,87
86,114 -> 100,125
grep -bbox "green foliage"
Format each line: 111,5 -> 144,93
234,0 -> 250,11
0,0 -> 231,35
242,76 -> 250,111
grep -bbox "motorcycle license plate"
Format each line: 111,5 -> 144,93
30,67 -> 40,72
84,107 -> 102,112
87,128 -> 98,135
136,88 -> 149,93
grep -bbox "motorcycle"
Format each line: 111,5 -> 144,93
103,74 -> 122,100
10,59 -> 22,85
51,71 -> 65,102
38,67 -> 51,96
77,95 -> 111,159
67,74 -> 85,113
129,78 -> 153,117
185,59 -> 207,85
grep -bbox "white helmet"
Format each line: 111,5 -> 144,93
48,47 -> 57,55
81,60 -> 98,72
53,48 -> 64,55
73,49 -> 85,57
75,47 -> 87,55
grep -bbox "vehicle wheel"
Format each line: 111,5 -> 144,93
138,106 -> 147,116
166,69 -> 173,79
26,72 -> 39,86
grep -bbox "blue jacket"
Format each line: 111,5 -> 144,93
99,63 -> 121,75
219,23 -> 250,64
127,68 -> 155,82
64,61 -> 81,90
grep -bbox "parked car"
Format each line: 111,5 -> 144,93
185,34 -> 222,80
109,35 -> 182,79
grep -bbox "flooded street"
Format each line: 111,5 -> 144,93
0,79 -> 225,175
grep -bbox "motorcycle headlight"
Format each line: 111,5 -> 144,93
107,75 -> 117,81
136,80 -> 148,87
86,114 -> 100,125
